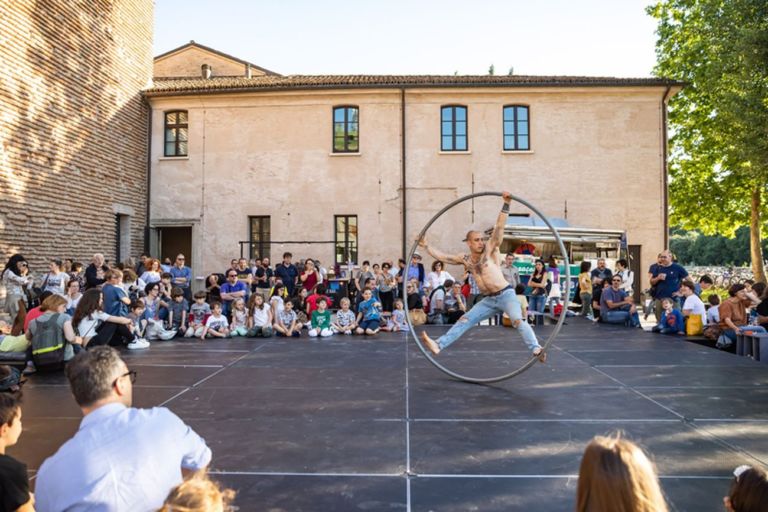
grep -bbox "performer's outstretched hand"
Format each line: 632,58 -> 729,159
502,191 -> 512,202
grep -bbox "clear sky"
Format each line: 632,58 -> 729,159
154,0 -> 660,77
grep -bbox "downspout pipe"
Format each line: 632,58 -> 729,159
661,85 -> 672,249
145,104 -> 153,253
401,88 -> 407,261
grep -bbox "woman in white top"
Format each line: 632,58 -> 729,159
140,258 -> 162,285
72,289 -> 134,347
426,260 -> 455,291
65,279 -> 83,315
615,259 -> 635,297
42,259 -> 70,297
2,254 -> 32,321
680,280 -> 707,325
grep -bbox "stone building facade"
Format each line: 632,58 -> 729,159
0,0 -> 153,272
145,44 -> 680,291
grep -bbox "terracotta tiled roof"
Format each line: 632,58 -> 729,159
144,75 -> 682,97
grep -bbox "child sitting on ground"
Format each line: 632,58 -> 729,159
382,298 -> 407,332
0,393 -> 34,512
332,297 -> 357,335
724,465 -> 768,512
167,287 -> 189,337
355,289 -> 382,335
652,298 -> 685,336
230,298 -> 249,337
186,291 -> 210,338
274,299 -> 301,338
309,297 -> 333,337
246,294 -> 273,338
128,300 -> 148,344
201,302 -> 230,339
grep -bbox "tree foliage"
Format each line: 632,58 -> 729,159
648,0 -> 768,279
670,226 -> 768,266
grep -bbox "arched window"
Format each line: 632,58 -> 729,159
333,106 -> 359,153
503,105 -> 529,151
441,105 -> 468,151
164,111 -> 188,157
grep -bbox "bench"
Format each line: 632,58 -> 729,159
736,332 -> 768,362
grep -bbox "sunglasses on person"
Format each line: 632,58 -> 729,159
228,273 -> 237,278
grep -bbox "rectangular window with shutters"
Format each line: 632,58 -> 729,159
164,110 -> 189,157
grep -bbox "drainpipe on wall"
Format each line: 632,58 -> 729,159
661,85 -> 672,249
401,88 -> 407,261
144,106 -> 153,253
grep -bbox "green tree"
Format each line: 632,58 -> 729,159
488,64 -> 495,76
648,0 -> 768,282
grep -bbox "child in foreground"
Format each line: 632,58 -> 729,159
186,291 -> 210,338
201,302 -> 230,339
356,289 -> 382,335
0,392 -> 34,511
652,298 -> 685,336
309,297 -> 333,337
274,299 -> 301,337
382,298 -> 407,332
331,297 -> 357,335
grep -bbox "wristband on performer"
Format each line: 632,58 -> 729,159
501,202 -> 510,213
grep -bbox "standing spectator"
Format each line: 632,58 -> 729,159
160,257 -> 173,273
140,258 -> 162,285
219,270 -> 247,318
85,253 -> 109,290
0,392 -> 33,512
527,259 -> 549,318
614,258 -> 634,297
170,254 -> 192,303
275,252 -> 299,297
254,257 -> 274,300
600,275 -> 641,327
299,259 -> 321,293
590,258 -> 613,287
578,261 -> 594,320
406,253 -> 425,291
35,347 -> 211,511
649,250 -> 688,320
2,255 -> 32,328
41,259 -> 69,297
501,253 -> 520,288
576,434 -> 668,512
395,258 -> 407,298
425,260 -> 455,292
378,262 -> 396,313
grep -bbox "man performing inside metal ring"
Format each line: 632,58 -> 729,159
418,191 -> 547,363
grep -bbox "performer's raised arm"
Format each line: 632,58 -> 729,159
418,236 -> 464,266
488,191 -> 512,252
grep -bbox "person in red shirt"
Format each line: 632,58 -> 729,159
306,284 -> 333,316
23,291 -> 53,332
299,259 -> 321,293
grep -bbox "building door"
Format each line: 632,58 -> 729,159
159,226 -> 192,266
628,245 -> 642,303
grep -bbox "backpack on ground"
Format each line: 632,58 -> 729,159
31,313 -> 68,371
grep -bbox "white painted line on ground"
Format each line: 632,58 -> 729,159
208,471 -> 403,477
409,418 -> 681,423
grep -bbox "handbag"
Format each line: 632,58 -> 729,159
685,314 -> 704,336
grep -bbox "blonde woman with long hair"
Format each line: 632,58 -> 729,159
158,471 -> 235,512
576,434 -> 668,512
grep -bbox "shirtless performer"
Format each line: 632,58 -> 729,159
418,191 -> 546,363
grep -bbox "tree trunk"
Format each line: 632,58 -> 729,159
751,186 -> 767,283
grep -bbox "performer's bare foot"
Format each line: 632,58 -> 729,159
512,319 -> 522,328
533,347 -> 547,363
420,331 -> 441,355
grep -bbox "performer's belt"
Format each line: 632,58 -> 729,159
485,284 -> 513,297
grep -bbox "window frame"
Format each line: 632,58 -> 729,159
334,215 -> 358,265
248,216 -> 271,261
502,105 -> 530,151
440,105 -> 468,152
332,106 -> 360,153
164,110 -> 189,157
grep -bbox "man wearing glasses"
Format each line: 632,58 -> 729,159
600,275 -> 642,327
220,270 -> 247,318
418,191 -> 546,362
170,253 -> 193,302
35,347 -> 211,511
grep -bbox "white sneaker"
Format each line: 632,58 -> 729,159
585,315 -> 594,321
159,329 -> 177,341
344,330 -> 352,335
127,339 -> 151,350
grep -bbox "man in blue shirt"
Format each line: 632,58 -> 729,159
649,250 -> 688,320
35,347 -> 211,511
600,275 -> 641,327
169,253 -> 193,302
274,252 -> 299,296
219,270 -> 247,317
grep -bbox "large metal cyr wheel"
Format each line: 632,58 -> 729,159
404,191 -> 570,384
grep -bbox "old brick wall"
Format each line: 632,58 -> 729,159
0,0 -> 153,277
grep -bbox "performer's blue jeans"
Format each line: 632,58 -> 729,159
437,288 -> 541,352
